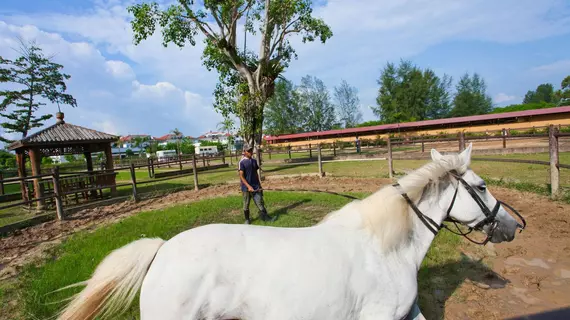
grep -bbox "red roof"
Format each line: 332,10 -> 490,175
120,134 -> 151,141
265,106 -> 570,141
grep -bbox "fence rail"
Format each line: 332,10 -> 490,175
267,125 -> 567,199
0,153 -> 232,232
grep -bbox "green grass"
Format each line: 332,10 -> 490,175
5,191 -> 462,320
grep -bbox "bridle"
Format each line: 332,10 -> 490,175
393,170 -> 526,245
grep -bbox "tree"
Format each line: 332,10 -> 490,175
217,116 -> 236,150
264,78 -> 302,135
372,60 -> 452,123
297,75 -> 337,132
0,39 -> 77,143
449,73 -> 493,117
128,0 -> 333,157
170,128 -> 183,155
334,79 -> 362,128
555,75 -> 570,105
523,83 -> 556,104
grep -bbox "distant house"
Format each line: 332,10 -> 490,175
197,130 -> 244,151
154,133 -> 189,146
111,134 -> 152,158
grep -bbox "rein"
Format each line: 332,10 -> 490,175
253,188 -> 360,200
393,170 -> 526,245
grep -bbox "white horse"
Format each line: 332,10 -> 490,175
56,143 -> 525,320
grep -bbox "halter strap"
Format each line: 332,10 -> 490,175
392,183 -> 441,236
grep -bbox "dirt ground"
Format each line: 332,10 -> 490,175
0,176 -> 569,319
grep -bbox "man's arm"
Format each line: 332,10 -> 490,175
239,170 -> 254,192
254,160 -> 262,189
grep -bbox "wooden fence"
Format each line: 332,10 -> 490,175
0,153 -> 230,233
283,125 -> 568,199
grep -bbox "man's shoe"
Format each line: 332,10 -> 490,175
244,219 -> 251,225
260,210 -> 276,222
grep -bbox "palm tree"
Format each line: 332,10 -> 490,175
170,128 -> 183,155
217,117 -> 235,153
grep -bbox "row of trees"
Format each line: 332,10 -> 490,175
373,60 -> 570,125
263,76 -> 362,135
372,60 -> 492,124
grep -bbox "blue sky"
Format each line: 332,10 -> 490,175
1,0 -> 570,142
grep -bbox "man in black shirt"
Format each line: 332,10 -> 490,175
238,144 -> 276,224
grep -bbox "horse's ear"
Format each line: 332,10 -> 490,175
430,148 -> 443,161
460,142 -> 473,164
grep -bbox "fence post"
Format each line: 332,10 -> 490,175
0,171 -> 4,195
51,166 -> 65,220
179,154 -> 183,170
502,128 -> 507,149
202,155 -> 206,167
309,143 -> 312,158
147,158 -> 152,178
458,132 -> 465,151
333,142 -> 336,157
421,141 -> 425,153
192,153 -> 199,191
549,125 -> 560,199
130,163 -> 139,202
288,146 -> 292,160
387,137 -> 394,179
317,143 -> 324,177
222,152 -> 226,164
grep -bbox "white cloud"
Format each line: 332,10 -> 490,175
0,19 -> 224,140
92,119 -> 119,135
530,60 -> 570,76
494,93 -> 517,104
105,60 -> 134,79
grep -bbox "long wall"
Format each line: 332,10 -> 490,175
266,113 -> 570,147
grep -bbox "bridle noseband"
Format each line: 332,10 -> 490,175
393,170 -> 526,245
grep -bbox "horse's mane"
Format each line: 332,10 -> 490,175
320,153 -> 468,252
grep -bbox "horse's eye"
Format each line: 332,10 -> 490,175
477,184 -> 487,192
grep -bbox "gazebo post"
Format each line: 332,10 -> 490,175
104,144 -> 117,196
15,150 -> 28,202
84,151 -> 98,198
28,147 -> 45,210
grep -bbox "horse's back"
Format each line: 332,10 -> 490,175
140,223 -> 368,319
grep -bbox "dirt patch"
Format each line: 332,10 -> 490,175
1,176 -> 568,320
443,187 -> 570,320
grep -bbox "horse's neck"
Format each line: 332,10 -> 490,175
402,181 -> 452,269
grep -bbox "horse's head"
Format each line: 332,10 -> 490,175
431,143 -> 526,244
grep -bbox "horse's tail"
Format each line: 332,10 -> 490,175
57,237 -> 166,320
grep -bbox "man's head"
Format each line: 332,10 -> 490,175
243,144 -> 253,158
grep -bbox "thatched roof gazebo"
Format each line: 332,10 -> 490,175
7,112 -> 119,210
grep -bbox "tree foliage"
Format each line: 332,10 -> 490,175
297,75 -> 338,132
554,75 -> 570,105
372,60 -> 452,123
523,83 -> 557,104
127,0 -> 333,150
0,40 -> 77,143
448,72 -> 493,117
334,79 -> 362,128
264,78 -> 302,135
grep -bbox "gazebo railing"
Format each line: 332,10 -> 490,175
0,168 -> 120,221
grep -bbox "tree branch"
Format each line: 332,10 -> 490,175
180,3 -> 219,41
256,0 -> 273,88
269,16 -> 301,58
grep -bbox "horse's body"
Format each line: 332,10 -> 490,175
141,213 -> 417,319
57,144 -> 524,320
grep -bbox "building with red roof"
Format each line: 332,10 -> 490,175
264,106 -> 570,146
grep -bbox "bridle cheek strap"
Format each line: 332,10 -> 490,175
392,183 -> 441,236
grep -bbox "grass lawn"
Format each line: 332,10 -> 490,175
2,191 -> 462,320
